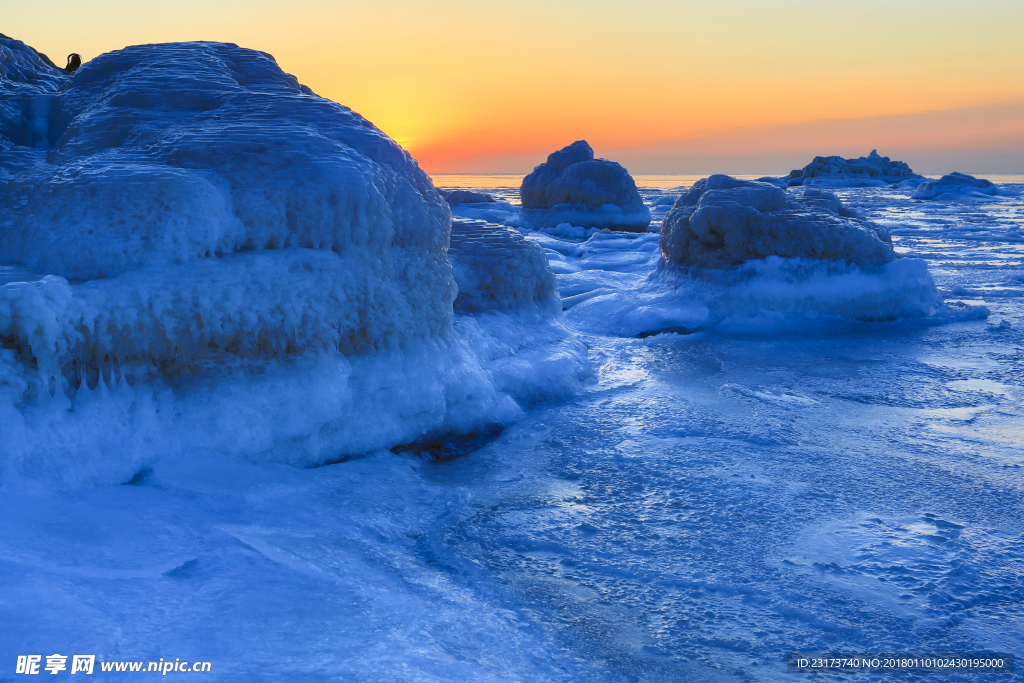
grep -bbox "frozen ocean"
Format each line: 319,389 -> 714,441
2,37 -> 1022,682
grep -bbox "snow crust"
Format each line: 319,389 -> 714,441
660,175 -> 896,269
520,140 -> 651,232
787,149 -> 923,186
911,172 -> 998,200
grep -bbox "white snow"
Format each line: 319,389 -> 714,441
520,140 -> 651,232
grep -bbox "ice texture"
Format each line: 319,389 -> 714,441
788,149 -> 923,187
520,140 -> 651,232
911,172 -> 998,200
449,219 -> 559,314
0,40 -> 589,483
659,174 -> 896,268
0,35 -> 66,213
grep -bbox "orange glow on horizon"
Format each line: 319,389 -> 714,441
5,0 -> 1023,173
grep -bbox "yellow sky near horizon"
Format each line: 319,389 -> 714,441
5,0 -> 1023,172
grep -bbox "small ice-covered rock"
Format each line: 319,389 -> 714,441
755,176 -> 790,189
448,219 -> 558,314
520,140 -> 651,232
787,150 -> 923,187
911,172 -> 998,200
444,189 -> 497,204
660,175 -> 896,268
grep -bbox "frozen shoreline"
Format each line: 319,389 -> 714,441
2,35 -> 1022,683
3,174 -> 1022,681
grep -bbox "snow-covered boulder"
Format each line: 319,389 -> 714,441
787,150 -> 923,187
0,41 -> 455,385
520,140 -> 650,232
660,175 -> 896,268
911,172 -> 998,200
449,219 -> 558,314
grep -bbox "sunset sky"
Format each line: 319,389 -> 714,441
5,0 -> 1023,173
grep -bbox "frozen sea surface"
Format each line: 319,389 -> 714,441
2,177 -> 1023,681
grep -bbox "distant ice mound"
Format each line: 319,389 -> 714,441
520,140 -> 651,232
0,40 -> 588,487
660,175 -> 896,269
754,176 -> 790,189
449,219 -> 558,314
787,150 -> 923,187
911,172 -> 998,200
443,189 -> 497,204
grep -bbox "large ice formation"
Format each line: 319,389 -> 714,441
1,40 -> 453,372
520,140 -> 650,232
787,150 -> 923,187
911,172 -> 998,200
0,38 -> 587,486
660,175 -> 897,268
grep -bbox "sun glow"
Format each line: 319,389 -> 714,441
5,0 -> 1023,172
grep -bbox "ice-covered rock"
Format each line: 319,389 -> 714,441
660,175 -> 896,268
787,150 -> 923,187
520,140 -> 650,232
755,176 -> 790,189
911,172 -> 998,200
448,219 -> 558,314
444,189 -> 497,204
